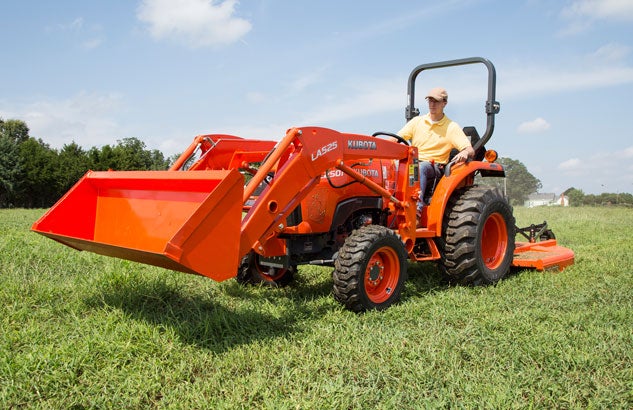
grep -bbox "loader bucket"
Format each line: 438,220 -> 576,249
31,169 -> 244,281
512,239 -> 575,272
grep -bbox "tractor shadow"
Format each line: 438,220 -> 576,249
405,261 -> 451,297
83,263 -> 448,353
405,261 -> 530,299
84,269 -> 336,354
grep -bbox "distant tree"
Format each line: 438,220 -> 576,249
85,139 -> 169,171
0,118 -> 30,144
600,193 -> 619,205
111,137 -> 151,170
57,142 -> 90,193
17,138 -> 59,207
0,119 -> 31,207
103,137 -> 170,171
87,144 -> 116,170
618,193 -> 633,205
476,157 -> 541,205
503,158 -> 541,205
0,135 -> 24,207
564,187 -> 585,207
595,192 -> 633,206
0,117 -> 177,208
582,194 -> 597,206
148,148 -> 170,170
563,191 -> 633,207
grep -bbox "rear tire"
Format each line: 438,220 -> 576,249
333,225 -> 408,312
236,251 -> 295,287
438,186 -> 515,285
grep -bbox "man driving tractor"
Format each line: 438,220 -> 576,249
397,86 -> 474,220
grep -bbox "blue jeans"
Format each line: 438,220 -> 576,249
418,161 -> 441,211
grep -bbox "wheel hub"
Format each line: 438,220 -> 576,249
368,261 -> 383,284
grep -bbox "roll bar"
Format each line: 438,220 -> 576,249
405,57 -> 500,150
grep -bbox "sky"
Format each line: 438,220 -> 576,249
1,0 -> 633,195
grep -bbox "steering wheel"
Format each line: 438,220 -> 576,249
372,131 -> 409,145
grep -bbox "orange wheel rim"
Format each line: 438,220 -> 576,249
364,246 -> 400,303
480,212 -> 508,270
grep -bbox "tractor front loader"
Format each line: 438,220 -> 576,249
32,57 -> 574,312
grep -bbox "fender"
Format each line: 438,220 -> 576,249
425,161 -> 505,235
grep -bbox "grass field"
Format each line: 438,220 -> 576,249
1,206 -> 632,408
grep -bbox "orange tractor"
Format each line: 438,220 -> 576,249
32,57 -> 574,312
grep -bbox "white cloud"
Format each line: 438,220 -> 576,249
49,16 -> 105,50
589,43 -> 631,63
558,158 -> 582,171
557,147 -> 633,189
562,0 -> 633,21
286,66 -> 330,95
137,0 -> 252,48
59,17 -> 85,31
82,38 -> 104,50
501,49 -> 633,99
560,0 -> 633,35
158,137 -> 191,156
517,117 -> 551,134
246,66 -> 332,107
298,78 -> 402,125
0,92 -> 124,149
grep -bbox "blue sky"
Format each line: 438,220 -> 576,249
1,0 -> 632,195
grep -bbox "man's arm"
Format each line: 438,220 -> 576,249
448,122 -> 474,163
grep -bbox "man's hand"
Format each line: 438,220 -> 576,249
453,146 -> 475,163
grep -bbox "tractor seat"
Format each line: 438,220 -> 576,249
425,126 -> 486,202
448,126 -> 486,162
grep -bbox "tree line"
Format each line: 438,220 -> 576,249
2,117 -> 541,209
564,188 -> 633,207
2,117 -> 630,209
1,118 -> 171,208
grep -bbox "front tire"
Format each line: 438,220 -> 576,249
333,225 -> 408,312
439,186 -> 515,285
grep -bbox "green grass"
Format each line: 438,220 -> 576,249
1,207 -> 632,408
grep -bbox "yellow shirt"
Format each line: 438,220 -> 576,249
397,114 -> 470,164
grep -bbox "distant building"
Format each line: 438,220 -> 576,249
524,193 -> 569,208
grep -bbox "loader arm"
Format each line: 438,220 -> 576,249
239,127 -> 419,260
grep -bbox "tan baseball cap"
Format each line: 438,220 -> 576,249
425,87 -> 448,102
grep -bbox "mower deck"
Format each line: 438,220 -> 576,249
512,239 -> 575,272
